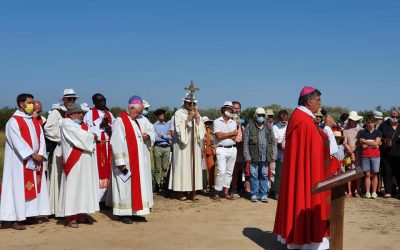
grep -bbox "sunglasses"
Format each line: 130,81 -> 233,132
257,114 -> 266,117
391,116 -> 398,118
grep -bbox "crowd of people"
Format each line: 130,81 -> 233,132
0,86 -> 399,248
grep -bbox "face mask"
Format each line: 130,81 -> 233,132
142,109 -> 149,116
24,103 -> 34,114
390,117 -> 398,124
73,119 -> 81,125
280,121 -> 288,126
224,111 -> 232,118
240,118 -> 246,125
256,116 -> 265,124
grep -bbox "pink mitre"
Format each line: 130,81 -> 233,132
299,85 -> 316,97
128,95 -> 143,104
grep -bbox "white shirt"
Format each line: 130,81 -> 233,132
324,126 -> 339,156
213,117 -> 237,146
273,121 -> 287,160
297,106 -> 316,119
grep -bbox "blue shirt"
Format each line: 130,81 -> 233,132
153,121 -> 172,145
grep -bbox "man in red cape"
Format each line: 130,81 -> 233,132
274,86 -> 331,250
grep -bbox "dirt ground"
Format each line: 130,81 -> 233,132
1,194 -> 399,250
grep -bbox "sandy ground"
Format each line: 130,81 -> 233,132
1,193 -> 399,250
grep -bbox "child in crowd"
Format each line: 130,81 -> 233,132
359,114 -> 382,199
334,130 -> 346,175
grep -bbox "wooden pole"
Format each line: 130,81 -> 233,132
191,119 -> 196,200
330,184 -> 346,250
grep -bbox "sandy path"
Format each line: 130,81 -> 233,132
1,194 -> 399,250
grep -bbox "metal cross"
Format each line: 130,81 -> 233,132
184,80 -> 199,96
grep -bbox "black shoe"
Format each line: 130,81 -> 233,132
120,216 -> 133,224
132,215 -> 147,222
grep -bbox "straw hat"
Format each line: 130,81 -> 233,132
265,109 -> 274,116
315,108 -> 323,117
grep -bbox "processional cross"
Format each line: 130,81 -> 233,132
184,80 -> 199,109
184,80 -> 199,200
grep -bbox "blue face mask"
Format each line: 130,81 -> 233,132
142,109 -> 149,116
73,119 -> 81,125
256,117 -> 265,124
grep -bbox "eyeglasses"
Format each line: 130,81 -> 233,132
257,114 -> 266,117
267,115 -> 274,118
65,97 -> 76,101
391,116 -> 398,118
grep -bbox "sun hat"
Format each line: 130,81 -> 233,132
348,111 -> 363,121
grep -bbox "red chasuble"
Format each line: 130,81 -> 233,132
13,115 -> 43,200
274,108 -> 331,246
92,108 -> 113,189
120,112 -> 143,211
63,123 -> 89,177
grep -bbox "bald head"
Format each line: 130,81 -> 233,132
33,100 -> 43,119
33,100 -> 42,112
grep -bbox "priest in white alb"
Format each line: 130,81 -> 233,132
110,95 -> 152,224
168,94 -> 205,200
83,93 -> 115,204
44,88 -> 79,215
57,103 -> 99,228
0,93 -> 50,230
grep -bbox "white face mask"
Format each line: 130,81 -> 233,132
390,117 -> 398,124
224,111 -> 232,118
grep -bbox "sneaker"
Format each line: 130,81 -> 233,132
384,193 -> 392,198
371,192 -> 377,199
250,195 -> 258,202
231,193 -> 241,199
261,196 -> 268,203
365,192 -> 371,199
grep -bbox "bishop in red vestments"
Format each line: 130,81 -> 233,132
274,86 -> 331,250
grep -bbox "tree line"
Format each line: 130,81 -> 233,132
0,104 -> 397,131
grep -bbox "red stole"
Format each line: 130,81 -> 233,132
120,112 -> 143,211
12,115 -> 43,200
92,108 -> 113,188
63,123 -> 89,177
36,117 -> 44,126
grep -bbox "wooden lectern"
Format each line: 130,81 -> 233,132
312,167 -> 364,250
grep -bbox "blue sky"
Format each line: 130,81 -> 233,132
1,1 -> 399,111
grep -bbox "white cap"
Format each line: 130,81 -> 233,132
183,93 -> 198,103
221,101 -> 233,109
61,89 -> 79,99
348,111 -> 363,121
143,100 -> 151,109
202,116 -> 213,123
80,103 -> 90,112
373,111 -> 383,119
255,107 -> 266,115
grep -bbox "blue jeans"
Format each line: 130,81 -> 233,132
362,157 -> 380,173
250,162 -> 268,198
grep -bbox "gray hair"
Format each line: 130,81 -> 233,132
390,108 -> 400,115
127,103 -> 141,111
